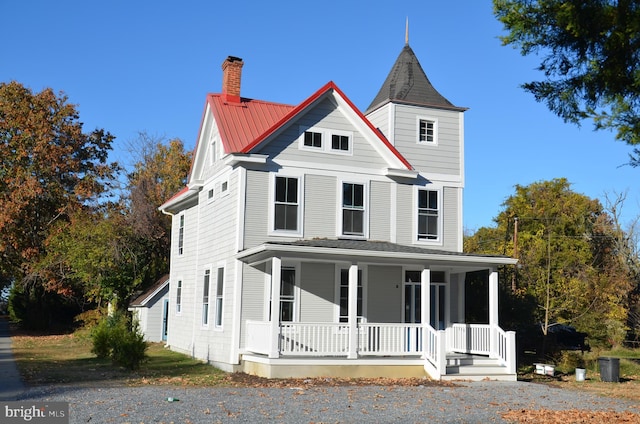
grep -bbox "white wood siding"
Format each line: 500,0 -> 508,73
366,265 -> 402,323
243,170 -> 270,248
239,263 -> 268,349
299,263 -> 335,322
304,174 -> 336,238
442,186 -> 460,252
392,104 -> 462,177
370,180 -> 391,241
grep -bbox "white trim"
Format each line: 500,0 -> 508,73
214,262 -> 226,330
298,126 -> 354,156
416,115 -> 438,145
337,179 -> 369,239
237,243 -> 518,267
268,173 -> 304,237
236,168 -> 246,253
229,259 -> 243,364
201,267 -> 211,328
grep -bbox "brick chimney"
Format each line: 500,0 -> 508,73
221,56 -> 244,102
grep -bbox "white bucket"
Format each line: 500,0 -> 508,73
576,368 -> 586,382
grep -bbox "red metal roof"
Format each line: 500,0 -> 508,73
208,95 -> 295,153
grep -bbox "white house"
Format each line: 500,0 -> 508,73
159,43 -> 518,381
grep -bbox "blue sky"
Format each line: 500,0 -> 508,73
2,0 -> 638,232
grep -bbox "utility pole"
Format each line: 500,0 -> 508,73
511,217 -> 518,293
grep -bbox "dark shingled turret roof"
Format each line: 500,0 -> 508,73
366,44 -> 466,114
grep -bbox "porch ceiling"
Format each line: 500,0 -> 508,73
236,239 -> 517,272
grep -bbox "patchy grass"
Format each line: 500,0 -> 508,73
11,330 -> 229,387
10,328 -> 445,389
519,347 -> 640,402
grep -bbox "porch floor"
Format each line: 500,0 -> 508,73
240,353 -> 517,381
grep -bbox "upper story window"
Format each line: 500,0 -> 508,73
417,189 -> 440,241
341,182 -> 366,237
178,214 -> 185,255
274,176 -> 300,233
332,134 -> 349,151
418,118 -> 437,144
299,126 -> 352,155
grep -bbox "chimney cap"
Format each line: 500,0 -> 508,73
225,56 -> 243,63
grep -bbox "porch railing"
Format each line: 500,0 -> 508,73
448,323 -> 516,372
244,321 -> 516,375
280,322 -> 348,356
358,323 -> 422,355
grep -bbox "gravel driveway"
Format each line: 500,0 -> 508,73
20,381 -> 640,423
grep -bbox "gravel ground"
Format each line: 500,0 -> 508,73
19,381 -> 640,424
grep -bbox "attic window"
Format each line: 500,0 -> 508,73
303,131 -> 322,148
299,126 -> 353,155
418,118 -> 437,144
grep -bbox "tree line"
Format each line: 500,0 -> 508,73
0,81 -> 191,329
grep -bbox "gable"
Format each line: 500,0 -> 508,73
250,97 -> 390,170
244,82 -> 414,173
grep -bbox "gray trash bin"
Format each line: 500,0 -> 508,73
598,357 -> 620,382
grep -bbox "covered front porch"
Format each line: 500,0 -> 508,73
237,240 -> 518,381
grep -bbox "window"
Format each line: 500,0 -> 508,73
202,270 -> 210,326
279,267 -> 296,322
342,182 -> 365,236
176,280 -> 182,314
331,134 -> 349,151
418,118 -> 436,144
299,127 -> 352,155
215,267 -> 224,327
274,176 -> 299,232
178,215 -> 184,255
303,131 -> 322,148
338,269 -> 363,323
418,189 -> 439,240
221,181 -> 228,193
207,188 -> 214,199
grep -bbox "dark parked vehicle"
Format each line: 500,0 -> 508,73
519,323 -> 589,356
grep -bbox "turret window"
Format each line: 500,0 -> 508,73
418,118 -> 437,144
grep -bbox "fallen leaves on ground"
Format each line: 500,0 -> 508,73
502,409 -> 640,423
221,372 -> 455,388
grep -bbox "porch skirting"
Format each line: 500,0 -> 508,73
241,354 -> 427,379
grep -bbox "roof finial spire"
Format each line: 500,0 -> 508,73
405,17 -> 409,45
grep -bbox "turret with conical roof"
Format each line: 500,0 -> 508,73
366,43 -> 465,114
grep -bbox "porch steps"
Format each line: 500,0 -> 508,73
442,354 -> 517,382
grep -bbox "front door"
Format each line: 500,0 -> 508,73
404,270 -> 446,330
162,298 -> 169,342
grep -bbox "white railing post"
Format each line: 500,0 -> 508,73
421,268 -> 430,359
269,258 -> 281,358
507,330 -> 517,374
488,269 -> 499,359
347,263 -> 358,359
437,329 -> 447,376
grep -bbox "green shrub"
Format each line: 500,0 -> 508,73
558,351 -> 586,373
90,312 -> 147,369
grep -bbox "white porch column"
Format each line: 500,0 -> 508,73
347,263 -> 358,359
421,268 -> 430,359
489,269 -> 499,358
269,257 -> 282,359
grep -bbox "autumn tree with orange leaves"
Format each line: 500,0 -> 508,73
0,82 -> 118,324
